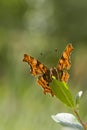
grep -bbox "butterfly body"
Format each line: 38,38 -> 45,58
23,44 -> 73,96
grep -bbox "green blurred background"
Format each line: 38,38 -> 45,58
0,0 -> 87,130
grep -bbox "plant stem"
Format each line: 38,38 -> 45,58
74,109 -> 86,130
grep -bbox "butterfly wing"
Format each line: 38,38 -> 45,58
23,54 -> 48,76
23,54 -> 54,96
57,44 -> 74,82
37,76 -> 54,96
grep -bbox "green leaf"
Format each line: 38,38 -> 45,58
51,113 -> 83,130
75,91 -> 83,108
50,77 -> 74,108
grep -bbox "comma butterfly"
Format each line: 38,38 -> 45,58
23,44 -> 73,96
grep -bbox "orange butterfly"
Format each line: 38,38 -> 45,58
23,44 -> 73,96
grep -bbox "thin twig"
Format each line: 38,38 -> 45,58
74,109 -> 86,130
